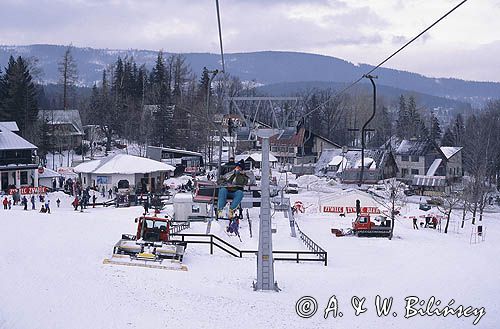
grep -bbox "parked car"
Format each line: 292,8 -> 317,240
426,197 -> 443,206
404,189 -> 415,196
285,182 -> 299,194
419,204 -> 432,211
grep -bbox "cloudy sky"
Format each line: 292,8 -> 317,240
1,0 -> 499,82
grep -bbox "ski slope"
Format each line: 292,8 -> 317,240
0,188 -> 499,329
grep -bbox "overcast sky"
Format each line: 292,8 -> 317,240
1,0 -> 499,82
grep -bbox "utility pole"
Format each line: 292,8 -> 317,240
360,75 -> 377,186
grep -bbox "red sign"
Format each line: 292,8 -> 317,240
323,206 -> 380,214
9,186 -> 48,195
323,206 -> 344,213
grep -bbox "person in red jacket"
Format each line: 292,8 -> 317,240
2,197 -> 8,210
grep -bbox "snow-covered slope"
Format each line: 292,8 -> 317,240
0,189 -> 498,329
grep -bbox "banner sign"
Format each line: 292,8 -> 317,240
323,206 -> 380,214
8,186 -> 48,195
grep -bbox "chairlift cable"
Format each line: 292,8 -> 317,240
215,0 -> 226,73
300,0 -> 469,120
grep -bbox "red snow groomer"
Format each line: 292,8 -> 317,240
331,214 -> 392,238
103,216 -> 187,271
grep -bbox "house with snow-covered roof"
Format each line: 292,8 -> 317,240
0,122 -> 39,192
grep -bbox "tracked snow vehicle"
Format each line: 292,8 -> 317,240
103,216 -> 188,271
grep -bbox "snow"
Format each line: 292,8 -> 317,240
440,146 -> 463,159
74,153 -> 175,174
426,158 -> 442,176
328,155 -> 345,166
1,181 -> 499,329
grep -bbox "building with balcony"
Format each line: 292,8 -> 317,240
0,122 -> 39,191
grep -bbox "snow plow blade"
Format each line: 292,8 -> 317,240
103,255 -> 188,271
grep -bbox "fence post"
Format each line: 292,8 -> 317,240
210,235 -> 213,255
296,252 -> 299,263
324,253 -> 327,266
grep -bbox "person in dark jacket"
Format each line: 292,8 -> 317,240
22,196 -> 28,210
412,216 -> 419,230
217,160 -> 249,219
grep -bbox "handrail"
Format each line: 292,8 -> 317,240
170,232 -> 327,266
295,222 -> 328,266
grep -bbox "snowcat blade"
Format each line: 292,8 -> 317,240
102,257 -> 188,271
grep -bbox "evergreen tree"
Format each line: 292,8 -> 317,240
429,113 -> 442,143
396,95 -> 408,138
1,56 -> 38,139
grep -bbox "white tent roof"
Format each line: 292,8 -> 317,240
39,168 -> 62,179
74,154 -> 175,175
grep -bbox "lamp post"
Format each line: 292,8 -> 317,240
360,75 -> 377,186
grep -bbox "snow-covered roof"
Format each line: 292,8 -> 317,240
426,158 -> 442,176
0,127 -> 37,150
354,157 -> 376,169
412,175 -> 447,187
74,154 -> 175,174
396,139 -> 435,156
328,155 -> 345,166
248,152 -> 277,162
440,146 -> 462,159
236,152 -> 277,162
39,167 -> 62,179
38,110 -> 84,135
0,121 -> 19,132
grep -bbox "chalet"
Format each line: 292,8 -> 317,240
317,147 -> 398,183
38,109 -> 84,149
270,126 -> 341,165
0,122 -> 39,191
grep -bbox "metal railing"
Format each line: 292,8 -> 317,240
170,233 -> 327,266
294,222 -> 328,266
169,221 -> 191,235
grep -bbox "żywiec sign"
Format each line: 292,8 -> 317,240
323,206 -> 380,214
9,186 -> 48,195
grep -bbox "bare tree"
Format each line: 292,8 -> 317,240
58,45 -> 78,110
372,178 -> 406,240
436,191 -> 462,234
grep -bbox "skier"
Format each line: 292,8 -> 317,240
56,198 -> 61,208
412,216 -> 419,230
143,198 -> 149,215
39,205 -> 47,213
101,186 -> 105,197
8,198 -> 12,209
72,196 -> 79,211
2,197 -> 7,210
217,160 -> 249,220
92,194 -> 97,208
108,188 -> 112,199
45,200 -> 51,214
22,196 -> 28,211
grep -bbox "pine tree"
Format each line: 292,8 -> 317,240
1,56 -> 38,139
429,113 -> 442,142
396,95 -> 408,138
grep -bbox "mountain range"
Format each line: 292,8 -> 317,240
1,44 -> 499,108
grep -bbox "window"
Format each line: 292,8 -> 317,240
411,156 -> 419,162
401,155 -> 409,162
411,169 -> 419,175
20,171 -> 28,185
401,168 -> 409,176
